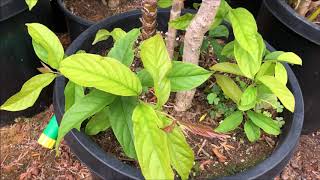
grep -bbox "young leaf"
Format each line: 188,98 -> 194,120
56,90 -> 115,153
108,97 -> 138,159
158,0 -> 172,8
215,111 -> 243,133
239,85 -> 258,111
247,111 -> 281,135
228,8 -> 258,54
92,28 -> 127,45
59,53 -> 142,96
214,74 -> 242,104
210,62 -> 244,76
264,51 -> 302,65
26,23 -> 64,69
132,103 -> 174,179
85,107 -> 110,136
1,73 -> 56,111
221,41 -> 234,58
257,85 -> 278,109
169,13 -> 195,30
25,0 -> 38,10
168,61 -> 212,92
64,81 -> 84,111
137,69 -> 153,87
140,34 -> 172,107
209,25 -> 229,38
258,76 -> 295,112
255,61 -> 275,79
159,115 -> 194,180
107,28 -> 140,66
244,120 -> 261,142
275,62 -> 288,85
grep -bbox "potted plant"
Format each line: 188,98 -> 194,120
257,0 -> 319,134
1,0 -> 304,179
56,0 -> 143,40
0,0 -> 58,126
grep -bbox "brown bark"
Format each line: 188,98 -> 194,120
141,0 -> 157,40
297,0 -> 312,16
174,0 -> 221,111
166,0 -> 184,59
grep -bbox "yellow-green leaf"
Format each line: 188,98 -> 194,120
265,51 -> 302,65
210,62 -> 244,76
1,73 -> 56,111
158,0 -> 172,8
255,61 -> 275,79
275,62 -> 288,85
214,74 -> 242,104
247,111 -> 281,135
59,53 -> 142,96
25,0 -> 38,10
244,120 -> 261,142
239,85 -> 258,111
258,75 -> 295,112
169,13 -> 195,30
215,111 -> 243,133
92,28 -> 127,45
132,103 -> 174,179
64,81 -> 84,111
85,107 -> 110,135
26,23 -> 64,69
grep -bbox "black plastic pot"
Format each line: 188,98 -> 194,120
257,0 -> 320,134
57,0 -> 93,41
53,9 -> 304,180
0,0 -> 54,126
185,0 -> 263,17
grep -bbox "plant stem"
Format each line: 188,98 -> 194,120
141,0 -> 157,40
174,0 -> 221,111
308,7 -> 320,21
166,0 -> 184,59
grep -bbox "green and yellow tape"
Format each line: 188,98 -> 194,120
38,115 -> 59,149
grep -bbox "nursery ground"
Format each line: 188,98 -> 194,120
0,106 -> 319,179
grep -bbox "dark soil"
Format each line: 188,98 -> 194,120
64,0 -> 142,22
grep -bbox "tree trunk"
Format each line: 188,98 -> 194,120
174,0 -> 221,111
141,0 -> 157,40
166,0 -> 184,59
297,0 -> 312,16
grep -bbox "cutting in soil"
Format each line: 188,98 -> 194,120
2,0 -> 304,179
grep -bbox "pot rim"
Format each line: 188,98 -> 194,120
54,9 -> 304,180
57,0 -> 94,26
263,0 -> 320,45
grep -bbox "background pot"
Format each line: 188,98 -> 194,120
54,9 -> 304,179
57,0 -> 93,41
184,0 -> 263,17
0,0 -> 54,126
257,0 -> 320,134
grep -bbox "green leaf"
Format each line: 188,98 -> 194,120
228,8 -> 258,54
221,41 -> 234,58
257,84 -> 278,109
275,62 -> 288,85
247,111 -> 281,135
59,53 -> 142,96
210,0 -> 231,30
108,97 -> 137,159
168,61 -> 212,92
158,115 -> 194,180
56,90 -> 115,153
132,103 -> 174,179
169,13 -> 195,30
255,61 -> 275,79
244,120 -> 261,142
25,0 -> 38,10
1,73 -> 56,111
85,107 -> 110,135
140,34 -> 172,107
92,28 -> 127,45
214,74 -> 242,104
26,23 -> 64,69
215,111 -> 243,133
107,28 -> 140,66
210,62 -> 244,76
239,85 -> 258,111
209,25 -> 229,38
265,51 -> 302,65
137,69 -> 153,87
158,0 -> 172,8
258,76 -> 295,112
64,81 -> 84,111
